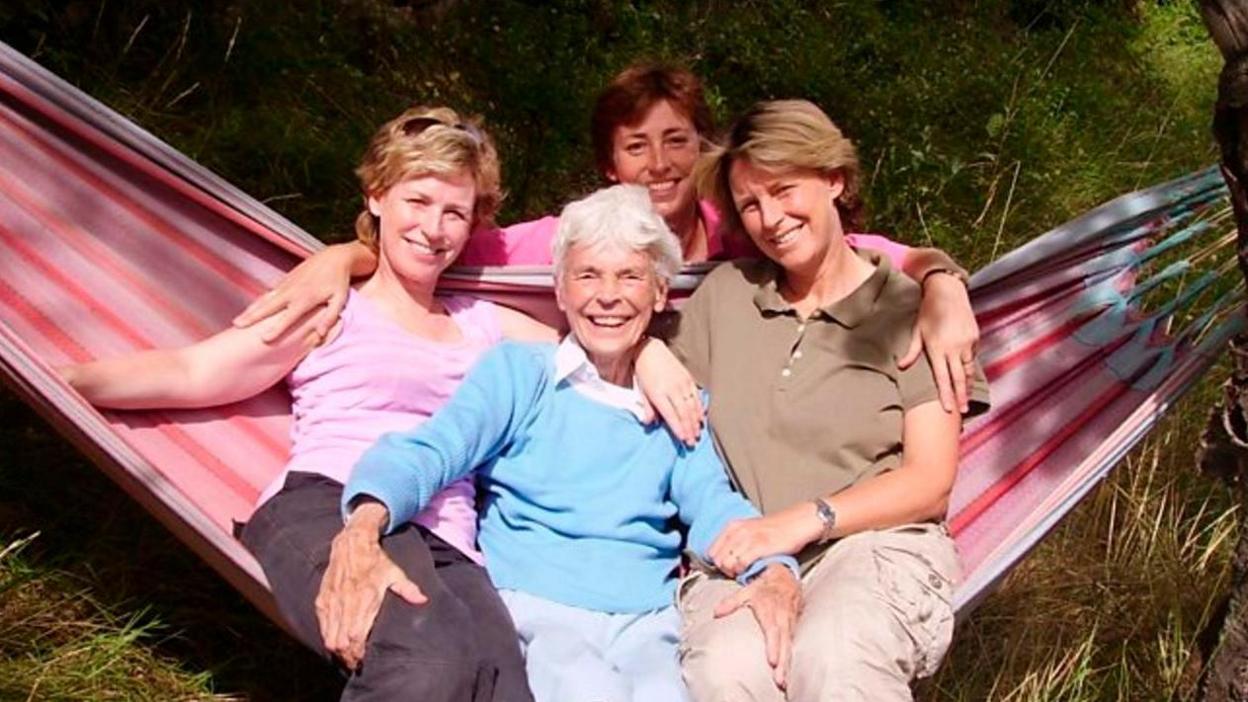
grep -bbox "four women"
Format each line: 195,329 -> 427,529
64,64 -> 990,701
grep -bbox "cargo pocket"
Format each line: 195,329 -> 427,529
870,525 -> 958,678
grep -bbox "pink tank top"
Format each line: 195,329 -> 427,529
260,289 -> 502,563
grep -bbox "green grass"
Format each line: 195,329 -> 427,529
0,1 -> 1238,698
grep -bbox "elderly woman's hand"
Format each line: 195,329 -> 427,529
316,502 -> 427,670
898,272 -> 979,413
234,242 -> 371,343
634,338 -> 704,446
714,563 -> 803,690
708,509 -> 821,577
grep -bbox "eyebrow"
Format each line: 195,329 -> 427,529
733,193 -> 758,209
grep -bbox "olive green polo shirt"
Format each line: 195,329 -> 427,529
669,252 -> 990,518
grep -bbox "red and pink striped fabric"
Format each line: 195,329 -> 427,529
0,41 -> 1238,623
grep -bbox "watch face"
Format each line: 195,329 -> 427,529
815,498 -> 836,532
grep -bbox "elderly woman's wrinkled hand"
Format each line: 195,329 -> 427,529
316,503 -> 427,670
898,272 -> 979,413
634,338 -> 705,446
708,510 -> 820,577
714,563 -> 803,690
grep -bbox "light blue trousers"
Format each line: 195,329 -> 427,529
497,588 -> 690,702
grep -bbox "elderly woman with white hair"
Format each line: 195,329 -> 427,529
327,184 -> 797,702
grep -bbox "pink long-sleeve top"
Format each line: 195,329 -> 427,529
457,200 -> 911,268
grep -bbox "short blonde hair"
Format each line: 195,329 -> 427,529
354,106 -> 503,251
695,99 -> 863,235
552,184 -> 682,284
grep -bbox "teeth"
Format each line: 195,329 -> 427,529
402,235 -> 442,255
590,316 -> 628,327
647,181 -> 678,194
770,228 -> 799,246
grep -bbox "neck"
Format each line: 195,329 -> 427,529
780,226 -> 870,317
360,260 -> 441,319
665,201 -> 704,261
589,352 -> 634,388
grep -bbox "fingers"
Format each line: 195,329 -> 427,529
316,568 -> 351,667
931,349 -> 955,413
952,352 -> 971,413
340,584 -> 384,670
390,577 -> 428,606
233,290 -> 284,329
771,614 -> 793,690
707,524 -> 749,576
322,290 -> 349,337
898,322 -> 923,369
260,306 -> 301,343
636,394 -> 658,425
655,389 -> 701,447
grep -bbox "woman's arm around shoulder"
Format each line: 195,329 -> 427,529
851,234 -> 981,414
494,304 -> 559,343
233,241 -> 378,342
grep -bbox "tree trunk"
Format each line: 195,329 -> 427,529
1196,3 -> 1248,700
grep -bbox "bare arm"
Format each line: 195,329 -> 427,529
494,304 -> 560,343
898,247 -> 979,413
61,311 -> 320,409
709,400 -> 961,565
234,241 -> 378,342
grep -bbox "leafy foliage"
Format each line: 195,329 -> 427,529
0,1 -> 1233,698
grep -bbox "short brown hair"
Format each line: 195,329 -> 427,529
354,106 -> 503,251
590,63 -> 715,178
695,100 -> 863,235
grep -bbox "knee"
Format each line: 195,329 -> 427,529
787,604 -> 916,702
681,632 -> 777,701
345,651 -> 483,702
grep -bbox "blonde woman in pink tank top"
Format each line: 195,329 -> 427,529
62,107 -> 659,702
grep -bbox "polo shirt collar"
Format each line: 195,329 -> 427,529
751,250 -> 892,329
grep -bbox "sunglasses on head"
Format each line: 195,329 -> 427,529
401,116 -> 485,146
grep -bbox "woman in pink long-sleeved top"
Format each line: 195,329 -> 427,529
237,63 -> 983,415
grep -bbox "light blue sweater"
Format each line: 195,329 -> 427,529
345,341 -> 761,613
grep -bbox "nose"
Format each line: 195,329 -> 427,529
596,275 -> 622,305
420,207 -> 446,242
759,195 -> 784,231
647,145 -> 670,175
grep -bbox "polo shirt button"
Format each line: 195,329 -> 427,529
781,368 -> 792,378
797,324 -> 806,333
793,350 -> 803,360
929,573 -> 943,589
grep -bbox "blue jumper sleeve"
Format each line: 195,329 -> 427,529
670,418 -> 760,560
343,342 -> 552,534
672,400 -> 800,582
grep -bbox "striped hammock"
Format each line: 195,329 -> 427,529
0,40 -> 1241,625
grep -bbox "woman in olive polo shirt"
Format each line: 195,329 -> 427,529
672,100 -> 990,700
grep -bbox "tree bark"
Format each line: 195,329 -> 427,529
1197,3 -> 1248,700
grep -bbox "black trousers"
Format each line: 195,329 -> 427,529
239,472 -> 533,702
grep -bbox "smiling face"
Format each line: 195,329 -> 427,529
728,159 -> 845,274
556,242 -> 668,383
369,171 -> 477,284
606,99 -> 700,224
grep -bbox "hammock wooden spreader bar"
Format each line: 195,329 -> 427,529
0,41 -> 1238,625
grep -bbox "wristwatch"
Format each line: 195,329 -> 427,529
813,497 -> 837,543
